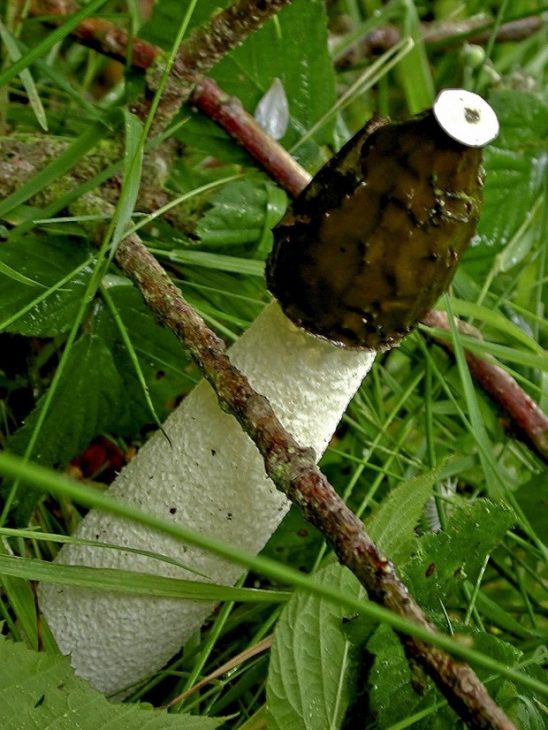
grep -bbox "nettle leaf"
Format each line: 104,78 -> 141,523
196,178 -> 286,248
402,500 -> 514,611
95,285 -> 196,433
463,633 -> 547,730
0,235 -> 92,336
366,464 -> 445,564
366,626 -> 547,729
144,0 -> 336,167
0,636 -> 222,729
489,89 -> 548,150
9,334 -> 122,469
211,0 -> 336,155
469,90 -> 547,271
267,562 -> 364,730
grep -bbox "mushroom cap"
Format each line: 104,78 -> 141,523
267,99 -> 490,350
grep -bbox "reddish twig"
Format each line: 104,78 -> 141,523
192,77 -> 311,197
422,311 -> 548,463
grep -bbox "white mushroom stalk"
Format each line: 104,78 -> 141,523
39,301 -> 374,695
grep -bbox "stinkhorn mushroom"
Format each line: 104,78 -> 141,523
39,90 -> 497,695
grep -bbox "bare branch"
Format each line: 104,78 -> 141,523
422,310 -> 548,463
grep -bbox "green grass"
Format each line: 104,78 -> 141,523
0,0 -> 546,727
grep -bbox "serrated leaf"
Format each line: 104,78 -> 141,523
488,89 -> 548,151
366,626 -> 547,729
9,334 -> 122,469
0,236 -> 92,336
366,463 -> 445,564
466,633 -> 547,730
471,89 -> 547,270
366,623 -> 432,728
0,636 -> 222,729
475,149 -> 544,250
144,0 -> 336,167
402,500 -> 514,611
267,563 -> 364,730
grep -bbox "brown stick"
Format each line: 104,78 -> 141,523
335,15 -> 545,67
193,77 -> 311,197
422,311 -> 548,463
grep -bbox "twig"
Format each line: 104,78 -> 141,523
192,77 -> 311,197
422,311 -> 548,463
335,15 -> 545,67
165,636 -> 273,707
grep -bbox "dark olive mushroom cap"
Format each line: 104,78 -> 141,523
267,110 -> 484,350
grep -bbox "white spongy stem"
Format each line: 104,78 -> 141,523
39,302 -> 375,695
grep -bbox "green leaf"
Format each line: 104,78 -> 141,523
472,90 -> 547,268
366,627 -> 548,729
488,89 -> 548,151
267,563 -> 364,730
366,463 -> 445,564
402,500 -> 514,611
0,636 -> 223,729
0,554 -> 287,603
0,236 -> 92,336
467,633 -> 548,730
144,0 -> 336,166
196,178 -> 285,247
95,285 -> 196,433
514,473 -> 548,539
8,334 -> 122,469
476,149 -> 545,251
366,623 -> 436,728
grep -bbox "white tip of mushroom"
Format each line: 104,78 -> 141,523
433,89 -> 499,148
